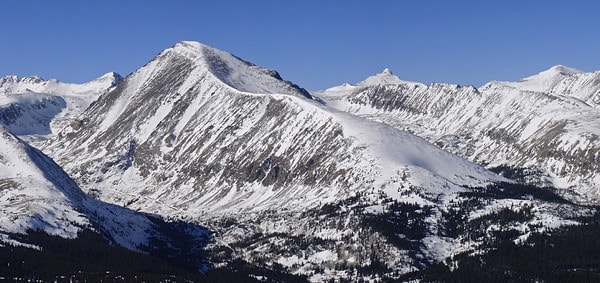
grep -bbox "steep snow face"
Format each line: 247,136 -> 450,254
43,41 -> 503,219
0,73 -> 122,145
317,66 -> 600,204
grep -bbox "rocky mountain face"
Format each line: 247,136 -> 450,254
2,41 -> 600,281
318,67 -> 600,204
31,42 -> 595,281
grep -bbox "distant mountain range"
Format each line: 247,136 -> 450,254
1,41 -> 599,281
318,65 -> 600,203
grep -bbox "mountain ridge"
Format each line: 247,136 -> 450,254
318,64 -> 600,204
34,41 -> 594,281
483,64 -> 600,107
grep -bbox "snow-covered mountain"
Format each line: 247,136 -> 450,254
42,41 -> 503,215
317,66 -> 600,204
3,39 -> 600,280
32,41 -> 595,281
0,72 -> 122,145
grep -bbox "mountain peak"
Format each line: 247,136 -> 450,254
176,40 -> 207,48
99,71 -> 122,80
552,64 -> 582,72
90,72 -> 123,87
381,68 -> 393,75
161,41 -> 312,99
358,68 -> 404,86
512,65 -> 585,88
0,75 -> 45,85
171,41 -> 214,58
523,65 -> 582,81
541,65 -> 584,77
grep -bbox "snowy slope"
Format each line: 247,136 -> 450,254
0,125 -> 209,255
0,126 -> 89,245
317,66 -> 600,204
6,40 -> 597,280
0,73 -> 122,145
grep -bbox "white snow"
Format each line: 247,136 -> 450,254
316,64 -> 600,203
173,41 -> 311,97
0,126 -> 89,239
358,68 -> 406,86
41,40 -> 510,221
0,72 -> 120,145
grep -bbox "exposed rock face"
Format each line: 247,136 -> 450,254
39,42 -> 565,280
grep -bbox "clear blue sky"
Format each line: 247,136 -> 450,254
1,1 -> 599,89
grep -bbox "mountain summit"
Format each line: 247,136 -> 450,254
358,68 -> 409,86
37,41 -> 529,279
162,41 -> 312,98
542,64 -> 584,76
485,65 -> 600,107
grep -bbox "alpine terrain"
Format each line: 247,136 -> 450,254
318,66 -> 600,204
2,41 -> 600,281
